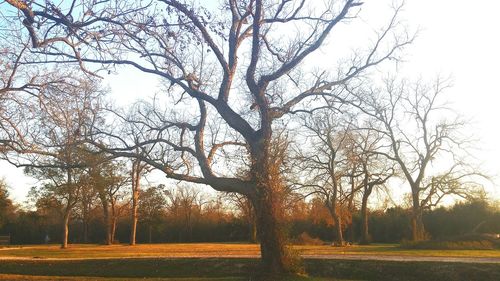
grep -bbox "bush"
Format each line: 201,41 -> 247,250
294,232 -> 324,245
401,234 -> 500,250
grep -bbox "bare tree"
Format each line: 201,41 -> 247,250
2,74 -> 104,248
353,77 -> 481,241
225,192 -> 257,243
351,128 -> 394,244
4,0 -> 412,272
296,111 -> 356,246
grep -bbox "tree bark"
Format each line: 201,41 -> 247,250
252,189 -> 288,274
148,224 -> 152,243
130,159 -> 141,245
82,205 -> 90,244
111,217 -> 117,244
249,214 -> 257,243
83,220 -> 89,243
411,188 -> 426,241
326,200 -> 344,246
61,209 -> 71,249
98,193 -> 112,245
130,193 -> 138,245
360,192 -> 371,244
333,212 -> 344,246
248,137 -> 292,275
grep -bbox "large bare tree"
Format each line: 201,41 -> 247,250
4,0 -> 411,272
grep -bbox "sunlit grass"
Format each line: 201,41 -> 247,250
2,243 -> 500,259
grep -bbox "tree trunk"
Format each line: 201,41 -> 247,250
130,209 -> 138,245
130,161 -> 141,245
347,175 -> 356,243
82,202 -> 89,243
249,214 -> 257,243
252,190 -> 289,274
98,193 -> 112,245
411,189 -> 425,241
360,192 -> 370,244
130,189 -> 139,245
326,201 -> 344,246
83,220 -> 89,244
411,209 -> 425,241
148,224 -> 152,243
111,217 -> 117,244
333,213 -> 344,246
61,210 -> 71,249
248,134 -> 295,275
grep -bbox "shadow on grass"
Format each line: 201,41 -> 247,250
0,258 -> 499,281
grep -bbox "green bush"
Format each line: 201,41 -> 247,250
401,234 -> 500,250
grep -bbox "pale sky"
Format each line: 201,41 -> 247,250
1,0 -> 499,204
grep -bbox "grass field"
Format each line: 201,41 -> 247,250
2,243 -> 500,259
0,243 -> 500,280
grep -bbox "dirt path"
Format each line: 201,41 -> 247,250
303,254 -> 500,264
1,254 -> 499,264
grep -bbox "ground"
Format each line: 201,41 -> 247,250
0,243 -> 499,280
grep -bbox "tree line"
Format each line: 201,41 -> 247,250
1,180 -> 499,245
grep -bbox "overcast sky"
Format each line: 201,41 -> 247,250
1,0 -> 499,204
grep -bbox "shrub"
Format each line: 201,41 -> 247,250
294,232 -> 324,245
401,234 -> 500,250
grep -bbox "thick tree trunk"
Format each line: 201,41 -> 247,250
249,214 -> 257,243
333,213 -> 344,246
327,202 -> 344,246
411,210 -> 425,241
98,193 -> 112,245
61,210 -> 71,249
252,189 -> 289,274
411,189 -> 426,241
247,131 -> 298,275
360,192 -> 370,244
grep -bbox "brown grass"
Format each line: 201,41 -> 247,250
2,243 -> 500,260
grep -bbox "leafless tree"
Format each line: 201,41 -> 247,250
352,77 -> 483,241
15,78 -> 103,248
4,0 -> 412,272
351,128 -> 394,244
295,110 -> 357,246
225,192 -> 257,243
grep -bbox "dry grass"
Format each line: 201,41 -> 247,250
2,243 -> 500,260
0,274 -> 245,281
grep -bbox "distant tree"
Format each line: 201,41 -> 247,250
165,186 -> 205,242
83,154 -> 128,245
0,179 -> 16,230
354,77 -> 483,241
11,78 -> 104,248
76,177 -> 98,243
296,111 -> 356,246
351,129 -> 394,244
226,193 -> 257,243
139,185 -> 167,243
27,164 -> 85,248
